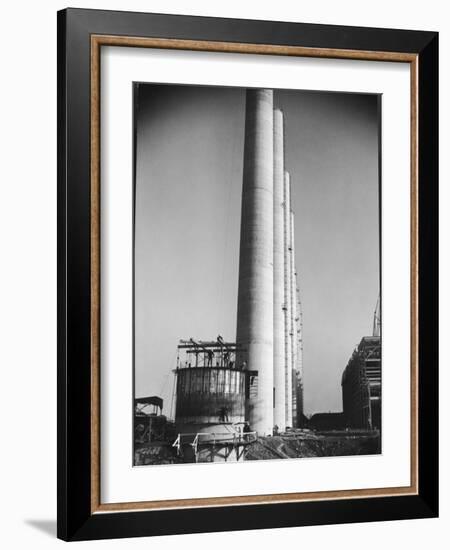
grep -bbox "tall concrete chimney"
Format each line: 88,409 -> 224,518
290,211 -> 298,422
283,171 -> 293,427
236,89 -> 274,436
296,284 -> 304,417
273,108 -> 286,431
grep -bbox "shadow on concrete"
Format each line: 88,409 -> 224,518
25,519 -> 56,538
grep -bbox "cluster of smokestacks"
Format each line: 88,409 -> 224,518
236,89 -> 303,436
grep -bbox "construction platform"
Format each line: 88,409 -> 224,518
172,431 -> 258,463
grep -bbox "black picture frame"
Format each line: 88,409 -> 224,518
57,7 -> 438,541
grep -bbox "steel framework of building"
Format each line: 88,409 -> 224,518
341,336 -> 381,430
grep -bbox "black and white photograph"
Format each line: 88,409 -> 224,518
133,83 -> 381,466
0,0 -> 443,545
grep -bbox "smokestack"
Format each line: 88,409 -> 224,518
290,211 -> 297,425
296,286 -> 303,376
236,89 -> 274,436
273,108 -> 286,431
296,285 -> 304,418
283,171 -> 293,427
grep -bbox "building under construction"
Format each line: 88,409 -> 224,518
173,338 -> 256,462
174,338 -> 247,434
341,336 -> 381,430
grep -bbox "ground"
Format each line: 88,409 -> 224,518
134,430 -> 380,465
244,430 -> 380,460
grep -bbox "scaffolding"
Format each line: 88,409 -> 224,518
341,336 -> 381,430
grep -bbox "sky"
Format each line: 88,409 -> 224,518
134,84 -> 380,417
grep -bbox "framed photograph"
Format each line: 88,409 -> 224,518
57,8 -> 438,541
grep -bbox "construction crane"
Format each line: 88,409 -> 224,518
372,296 -> 381,337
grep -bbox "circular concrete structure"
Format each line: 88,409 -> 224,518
273,108 -> 286,431
236,88 -> 274,436
175,366 -> 246,435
